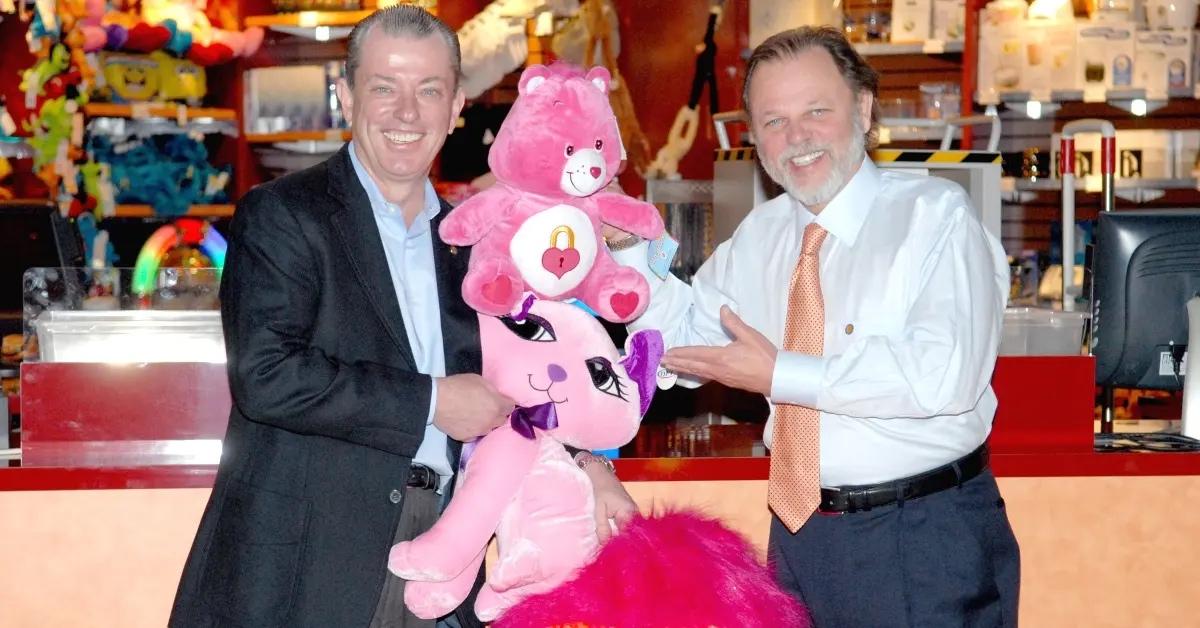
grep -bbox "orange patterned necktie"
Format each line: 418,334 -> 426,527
769,222 -> 828,533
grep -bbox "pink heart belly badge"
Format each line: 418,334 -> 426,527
541,247 -> 581,279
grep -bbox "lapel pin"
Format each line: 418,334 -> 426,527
845,323 -> 854,335
449,246 -> 458,255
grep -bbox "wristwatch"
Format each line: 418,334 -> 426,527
574,451 -> 616,475
604,234 -> 643,252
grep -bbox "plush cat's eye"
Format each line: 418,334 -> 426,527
501,314 -> 556,342
585,357 -> 627,400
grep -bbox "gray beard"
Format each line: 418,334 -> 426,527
763,118 -> 867,209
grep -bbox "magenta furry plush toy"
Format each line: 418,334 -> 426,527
495,510 -> 812,627
388,297 -> 664,621
438,63 -> 665,323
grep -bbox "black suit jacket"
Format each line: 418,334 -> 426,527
169,146 -> 484,627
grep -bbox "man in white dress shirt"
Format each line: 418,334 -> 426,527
606,27 -> 1019,627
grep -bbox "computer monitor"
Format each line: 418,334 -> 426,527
0,202 -> 84,334
1090,209 -> 1200,390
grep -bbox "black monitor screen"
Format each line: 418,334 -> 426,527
1091,209 -> 1200,390
0,202 -> 83,314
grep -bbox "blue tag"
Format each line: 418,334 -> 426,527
647,233 -> 679,280
592,447 -> 620,460
566,298 -> 599,317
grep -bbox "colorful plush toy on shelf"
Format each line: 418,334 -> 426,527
141,0 -> 263,65
437,63 -> 665,323
388,296 -> 664,622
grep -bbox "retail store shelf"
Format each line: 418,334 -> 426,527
853,40 -> 964,56
246,9 -> 373,27
112,204 -> 235,218
878,117 -> 960,142
983,86 -> 1198,107
245,130 -> 351,144
246,9 -> 373,39
82,103 -> 236,121
1001,176 -> 1200,203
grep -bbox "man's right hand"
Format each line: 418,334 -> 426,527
433,374 -> 515,441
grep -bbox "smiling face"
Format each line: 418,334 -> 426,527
478,300 -> 647,450
336,28 -> 465,204
749,47 -> 872,213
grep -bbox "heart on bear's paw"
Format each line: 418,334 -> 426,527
540,247 -> 580,279
481,276 -> 515,308
610,292 -> 639,319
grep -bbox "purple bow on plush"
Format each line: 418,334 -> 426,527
510,401 -> 559,439
459,402 -> 558,470
619,329 -> 665,416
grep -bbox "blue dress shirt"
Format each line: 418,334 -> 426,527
349,143 -> 452,488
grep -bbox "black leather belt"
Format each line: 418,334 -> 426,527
407,464 -> 439,491
819,443 -> 989,514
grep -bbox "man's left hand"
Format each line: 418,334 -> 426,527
660,305 -> 777,396
582,460 -> 638,543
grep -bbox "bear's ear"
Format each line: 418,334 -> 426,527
585,66 -> 611,94
519,64 -> 551,94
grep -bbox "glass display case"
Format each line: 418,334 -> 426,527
18,267 -> 230,468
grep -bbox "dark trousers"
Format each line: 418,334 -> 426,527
370,486 -> 441,628
769,470 -> 1020,628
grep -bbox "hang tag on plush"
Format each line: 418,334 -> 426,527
482,128 -> 495,146
615,117 -> 627,160
656,365 -> 677,389
647,233 -> 679,280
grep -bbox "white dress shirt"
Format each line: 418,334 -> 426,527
614,158 -> 1010,486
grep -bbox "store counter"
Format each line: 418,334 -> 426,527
3,356 -> 1199,626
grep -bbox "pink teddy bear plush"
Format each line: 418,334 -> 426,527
438,64 -> 665,323
387,297 -> 663,622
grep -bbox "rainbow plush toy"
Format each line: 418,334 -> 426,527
437,64 -> 665,323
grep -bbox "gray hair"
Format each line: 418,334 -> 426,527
345,5 -> 462,89
743,26 -> 880,146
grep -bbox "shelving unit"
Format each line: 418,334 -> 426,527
245,10 -> 374,39
112,204 -> 236,218
854,39 -> 965,56
245,130 -> 352,143
82,103 -> 237,121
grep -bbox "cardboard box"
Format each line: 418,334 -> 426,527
1136,32 -> 1169,97
892,0 -> 933,42
978,20 -> 1024,100
1161,30 -> 1193,91
1077,23 -> 1136,90
932,0 -> 966,41
1025,21 -> 1077,97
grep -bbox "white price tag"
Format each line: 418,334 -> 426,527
1083,174 -> 1102,193
656,365 -> 678,390
176,104 -> 188,127
1030,90 -> 1051,104
878,126 -> 892,145
922,39 -> 946,54
130,102 -> 152,119
1083,85 -> 1107,103
1159,351 -> 1188,376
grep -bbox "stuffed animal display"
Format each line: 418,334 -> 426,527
388,297 -> 664,622
495,510 -> 812,627
438,63 -> 665,323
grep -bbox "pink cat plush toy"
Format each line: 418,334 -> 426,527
438,64 -> 665,323
387,297 -> 663,622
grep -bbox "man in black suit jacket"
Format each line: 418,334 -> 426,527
170,7 -> 636,627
